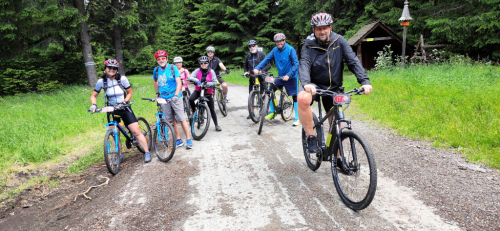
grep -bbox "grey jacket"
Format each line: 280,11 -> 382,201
299,32 -> 370,91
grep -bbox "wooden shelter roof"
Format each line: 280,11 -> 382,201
347,21 -> 403,46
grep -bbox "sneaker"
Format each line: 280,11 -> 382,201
215,125 -> 222,132
306,135 -> 318,153
265,112 -> 275,120
176,139 -> 184,147
144,152 -> 152,163
115,155 -> 124,166
292,119 -> 301,126
186,139 -> 193,149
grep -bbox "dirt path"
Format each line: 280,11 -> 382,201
1,84 -> 498,230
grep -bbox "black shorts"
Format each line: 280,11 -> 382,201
217,75 -> 225,84
107,108 -> 138,126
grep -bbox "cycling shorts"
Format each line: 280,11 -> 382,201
274,78 -> 298,96
217,75 -> 225,84
107,108 -> 138,126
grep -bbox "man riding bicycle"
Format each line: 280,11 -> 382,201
206,46 -> 230,102
297,12 -> 373,154
244,39 -> 270,119
253,33 -> 301,126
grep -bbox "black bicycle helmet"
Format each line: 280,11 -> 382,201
247,40 -> 258,46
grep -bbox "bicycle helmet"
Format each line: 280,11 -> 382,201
311,12 -> 333,27
155,50 -> 168,59
247,40 -> 258,46
199,56 -> 209,62
104,59 -> 119,68
173,56 -> 183,63
273,33 -> 286,42
206,46 -> 215,52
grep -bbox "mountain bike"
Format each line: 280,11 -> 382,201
90,103 -> 152,175
182,81 -> 192,120
190,82 -> 212,140
142,97 -> 176,162
244,72 -> 263,123
257,73 -> 294,135
215,72 -> 228,117
302,87 -> 377,210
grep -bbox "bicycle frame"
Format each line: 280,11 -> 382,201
105,121 -> 133,153
154,103 -> 170,142
262,76 -> 284,115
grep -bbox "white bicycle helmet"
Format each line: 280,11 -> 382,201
206,46 -> 215,52
173,56 -> 183,63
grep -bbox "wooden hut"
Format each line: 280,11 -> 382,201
347,21 -> 411,70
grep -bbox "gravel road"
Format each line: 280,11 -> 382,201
1,84 -> 498,230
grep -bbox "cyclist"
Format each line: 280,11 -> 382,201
153,50 -> 193,150
89,59 -> 151,163
173,56 -> 191,96
297,12 -> 372,156
206,46 -> 230,102
244,40 -> 270,119
188,56 -> 222,132
253,33 -> 301,126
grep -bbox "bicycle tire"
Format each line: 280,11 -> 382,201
248,90 -> 261,123
331,130 -> 377,210
216,89 -> 227,117
280,90 -> 294,121
154,121 -> 176,162
257,95 -> 269,135
183,95 -> 191,120
302,113 -> 322,171
136,117 -> 152,154
191,104 -> 211,140
104,129 -> 120,175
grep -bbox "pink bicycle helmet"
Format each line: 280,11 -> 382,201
104,59 -> 119,68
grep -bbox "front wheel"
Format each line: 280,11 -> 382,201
136,117 -> 152,154
331,130 -> 377,210
248,90 -> 261,123
183,95 -> 191,120
302,113 -> 322,171
257,95 -> 269,135
154,121 -> 176,162
104,129 -> 120,175
280,90 -> 294,121
191,104 -> 211,140
216,89 -> 227,117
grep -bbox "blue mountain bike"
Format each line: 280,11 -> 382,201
142,97 -> 176,162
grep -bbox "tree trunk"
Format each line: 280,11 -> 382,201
112,0 -> 125,75
75,0 -> 98,87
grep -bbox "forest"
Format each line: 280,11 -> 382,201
1,0 -> 499,95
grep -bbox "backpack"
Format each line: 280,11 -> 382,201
102,74 -> 128,106
154,64 -> 176,81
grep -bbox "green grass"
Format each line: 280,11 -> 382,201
344,63 -> 500,168
0,77 -> 157,176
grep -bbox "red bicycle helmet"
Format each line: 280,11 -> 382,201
155,50 -> 168,59
104,59 -> 119,68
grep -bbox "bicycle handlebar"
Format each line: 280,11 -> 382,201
88,102 -> 133,113
316,88 -> 364,96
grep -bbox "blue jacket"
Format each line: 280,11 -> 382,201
255,42 -> 299,79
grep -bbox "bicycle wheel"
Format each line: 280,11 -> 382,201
104,129 -> 120,175
216,89 -> 228,117
191,104 -> 211,140
302,113 -> 322,171
331,130 -> 377,210
248,90 -> 261,123
136,117 -> 152,154
183,95 -> 191,120
257,95 -> 269,135
280,90 -> 294,121
154,121 -> 176,162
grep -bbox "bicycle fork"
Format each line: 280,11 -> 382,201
156,112 -> 169,142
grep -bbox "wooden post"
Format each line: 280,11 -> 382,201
357,43 -> 362,62
420,35 -> 427,62
401,25 -> 407,67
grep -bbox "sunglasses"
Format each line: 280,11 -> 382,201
207,51 -> 214,54
248,45 -> 256,48
199,62 -> 209,65
156,57 -> 167,61
106,66 -> 118,70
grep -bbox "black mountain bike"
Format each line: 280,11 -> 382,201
182,82 -> 192,120
302,87 -> 377,210
244,73 -> 263,123
190,83 -> 212,140
257,73 -> 294,135
215,73 -> 228,117
89,103 -> 152,174
142,97 -> 176,162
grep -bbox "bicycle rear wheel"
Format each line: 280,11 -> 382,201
248,90 -> 261,123
104,129 -> 120,175
183,95 -> 191,120
331,130 -> 377,210
154,121 -> 176,162
302,113 -> 322,171
280,90 -> 294,121
191,104 -> 211,140
216,89 -> 228,117
136,117 -> 152,154
257,95 -> 269,135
